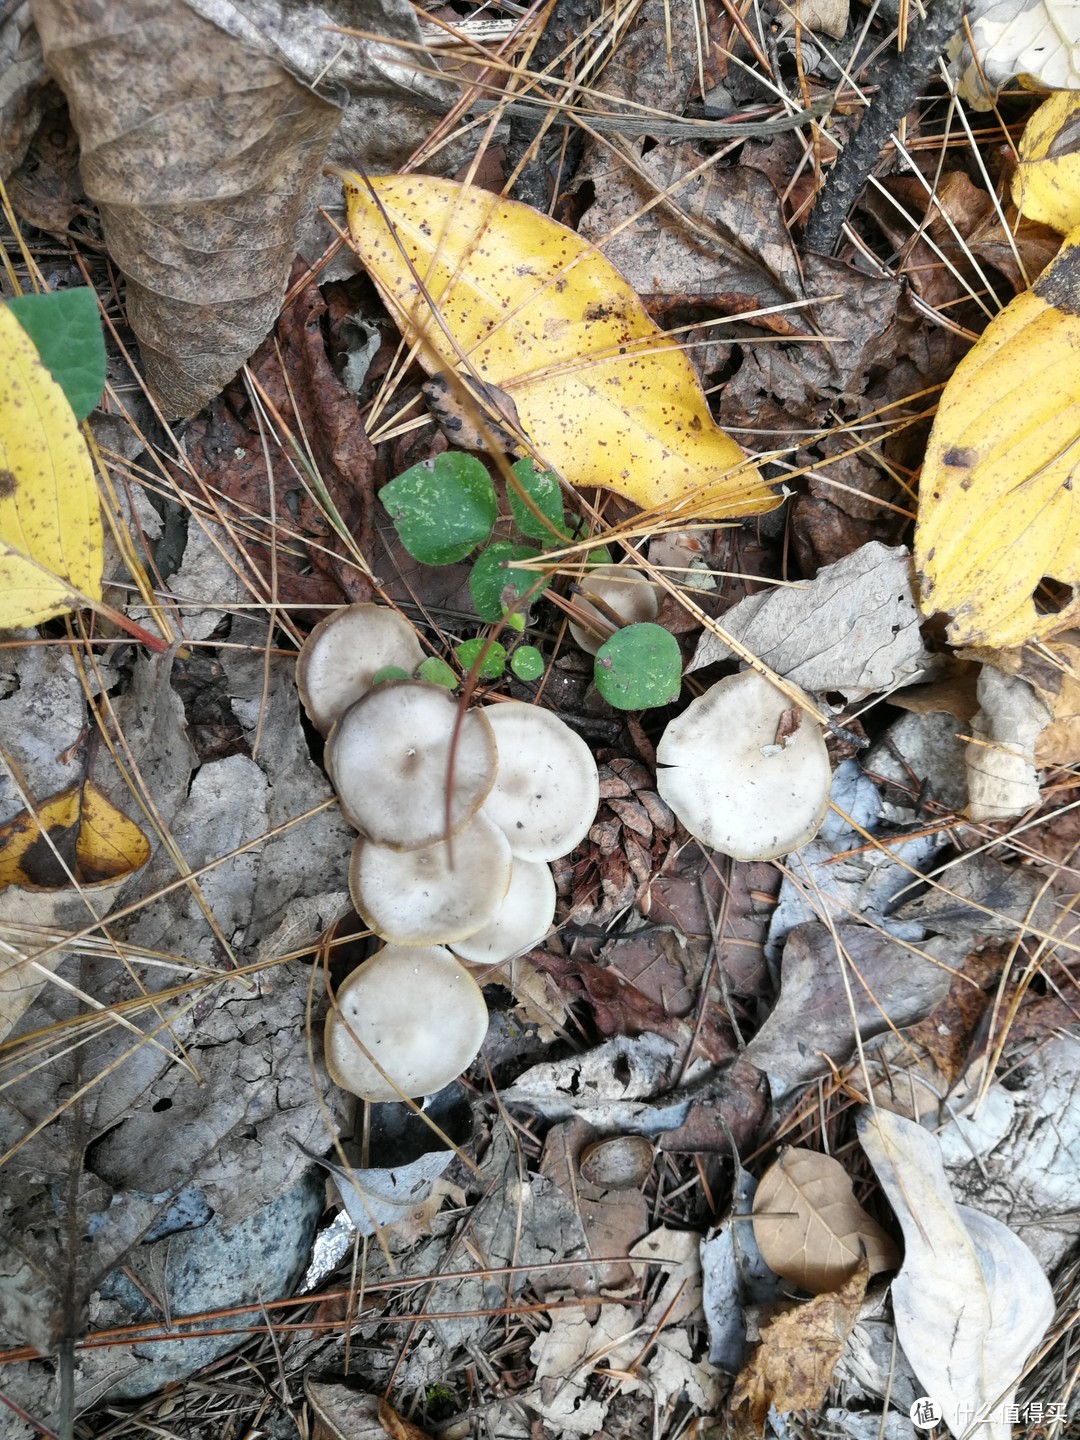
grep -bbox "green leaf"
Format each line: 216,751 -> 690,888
511,645 -> 544,681
380,452 -> 496,564
594,622 -> 681,711
509,458 -> 567,541
456,636 -> 506,679
371,665 -> 412,685
469,542 -> 548,622
417,656 -> 458,690
6,289 -> 106,422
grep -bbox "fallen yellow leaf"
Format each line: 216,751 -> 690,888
338,173 -> 778,520
1012,90 -> 1080,235
0,780 -> 150,891
914,226 -> 1080,648
0,301 -> 103,629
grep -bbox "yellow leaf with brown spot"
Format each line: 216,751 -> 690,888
1012,91 -> 1080,236
0,780 -> 150,891
914,228 -> 1080,648
0,301 -> 103,628
339,173 -> 778,521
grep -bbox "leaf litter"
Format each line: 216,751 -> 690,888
1,0 -> 1079,1435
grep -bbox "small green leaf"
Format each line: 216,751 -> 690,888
456,637 -> 506,679
586,546 -> 612,566
417,656 -> 458,690
469,542 -> 548,622
505,610 -> 526,633
371,665 -> 412,685
511,645 -> 544,681
7,289 -> 106,421
509,458 -> 567,541
594,623 -> 682,711
380,452 -> 496,564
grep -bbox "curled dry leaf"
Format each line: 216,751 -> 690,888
339,173 -> 779,519
33,0 -> 340,418
914,227 -> 1080,648
752,1147 -> 898,1293
858,1107 -> 1054,1440
965,665 -> 1051,821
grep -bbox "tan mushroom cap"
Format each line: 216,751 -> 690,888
350,811 -> 512,946
569,564 -> 662,656
296,603 -> 424,735
327,681 -> 498,849
656,669 -> 831,861
450,856 -> 556,964
325,945 -> 489,1101
481,702 -> 600,862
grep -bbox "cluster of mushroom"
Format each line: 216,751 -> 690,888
297,604 -> 600,1104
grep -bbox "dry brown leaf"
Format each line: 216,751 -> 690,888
378,1398 -> 432,1440
751,1147 -> 898,1293
730,1260 -> 869,1428
0,779 -> 149,890
33,0 -> 340,418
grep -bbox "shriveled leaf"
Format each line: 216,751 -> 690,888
0,780 -> 150,890
6,288 -> 105,419
751,1147 -> 898,1293
858,1107 -> 1054,1440
381,451 -> 496,564
952,0 -> 1080,105
0,301 -> 103,627
33,0 -> 340,418
914,228 -> 1080,647
730,1261 -> 869,1426
1012,90 -> 1080,235
965,665 -> 1050,821
340,173 -> 779,519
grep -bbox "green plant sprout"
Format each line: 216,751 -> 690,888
379,452 -> 681,709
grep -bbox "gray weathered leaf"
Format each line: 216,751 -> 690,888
688,544 -> 936,702
858,1107 -> 1054,1440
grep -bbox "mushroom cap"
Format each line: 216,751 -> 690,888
569,564 -> 662,656
350,811 -> 513,946
325,945 -> 489,1101
655,669 -> 831,860
481,702 -> 600,861
450,856 -> 556,964
327,681 -> 498,849
297,603 -> 424,735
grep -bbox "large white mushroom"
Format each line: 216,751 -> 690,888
350,812 -> 512,946
327,681 -> 498,849
569,564 -> 663,656
480,701 -> 600,862
656,669 -> 831,860
296,603 -> 424,735
325,946 -> 489,1101
450,856 -> 557,964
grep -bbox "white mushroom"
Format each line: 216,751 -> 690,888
480,702 -> 600,862
450,856 -> 557,964
569,564 -> 662,656
325,945 -> 489,1101
327,681 -> 497,849
350,812 -> 512,946
296,603 -> 424,735
655,669 -> 831,860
